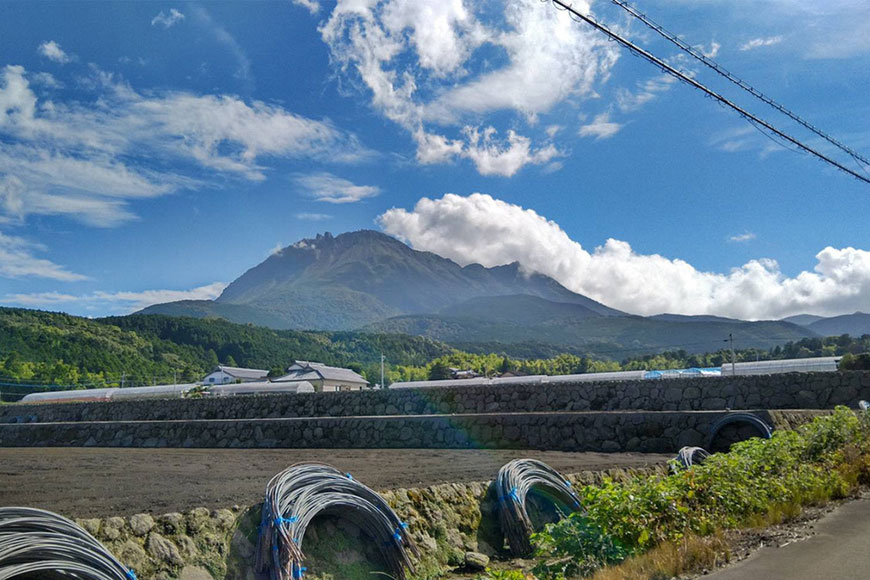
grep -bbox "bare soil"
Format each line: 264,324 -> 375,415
0,447 -> 669,518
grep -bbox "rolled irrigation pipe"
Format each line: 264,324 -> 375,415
256,462 -> 418,580
495,458 -> 584,557
0,507 -> 135,580
671,446 -> 711,472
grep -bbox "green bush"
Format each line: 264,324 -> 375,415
532,407 -> 869,579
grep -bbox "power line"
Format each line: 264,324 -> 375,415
606,0 -> 870,173
544,0 -> 870,185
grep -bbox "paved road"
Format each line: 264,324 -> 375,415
0,447 -> 668,518
706,494 -> 870,580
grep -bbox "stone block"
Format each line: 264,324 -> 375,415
129,513 -> 154,537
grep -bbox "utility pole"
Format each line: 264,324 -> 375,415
728,334 -> 736,375
380,354 -> 385,390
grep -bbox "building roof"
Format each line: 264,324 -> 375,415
274,361 -> 368,385
210,365 -> 269,380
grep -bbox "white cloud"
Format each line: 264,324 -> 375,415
320,0 -> 620,176
740,36 -> 783,52
2,282 -> 227,313
151,8 -> 186,29
0,231 -> 88,281
293,173 -> 380,203
38,41 -> 72,64
191,7 -> 251,82
378,193 -> 870,320
617,73 -> 677,113
294,212 -> 332,221
292,0 -> 321,15
729,232 -> 757,243
709,125 -> 784,157
579,112 -> 623,140
0,64 -> 368,226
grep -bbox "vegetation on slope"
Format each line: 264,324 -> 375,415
526,407 -> 870,579
1,305 -> 868,399
0,307 -> 452,397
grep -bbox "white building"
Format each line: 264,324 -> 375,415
272,361 -> 368,392
202,365 -> 269,385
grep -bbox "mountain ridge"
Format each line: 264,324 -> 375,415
142,229 -> 622,329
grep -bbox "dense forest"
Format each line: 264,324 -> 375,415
0,308 -> 451,397
1,307 -> 868,400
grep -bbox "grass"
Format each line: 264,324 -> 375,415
589,533 -> 730,580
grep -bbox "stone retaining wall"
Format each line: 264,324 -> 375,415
0,410 -> 830,452
3,372 -> 866,426
72,465 -> 668,580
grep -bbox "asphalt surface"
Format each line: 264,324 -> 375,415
0,447 -> 669,518
706,493 -> 870,580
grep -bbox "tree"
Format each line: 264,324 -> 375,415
428,361 -> 452,380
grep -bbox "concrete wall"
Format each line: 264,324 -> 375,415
0,409 -> 830,452
3,372 -> 866,426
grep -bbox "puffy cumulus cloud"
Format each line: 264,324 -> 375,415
37,41 -> 72,64
378,193 -> 870,320
320,0 -> 619,176
0,231 -> 88,281
293,173 -> 380,203
2,282 -> 227,314
0,64 -> 368,227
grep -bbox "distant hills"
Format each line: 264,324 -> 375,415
365,294 -> 815,357
138,230 -> 836,357
785,312 -> 870,338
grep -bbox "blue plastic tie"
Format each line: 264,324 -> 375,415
293,565 -> 307,579
126,570 -> 137,580
508,487 -> 518,500
346,472 -> 353,480
399,521 -> 408,529
274,515 -> 297,526
564,480 -> 572,487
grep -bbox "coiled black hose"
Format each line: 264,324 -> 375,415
255,462 -> 418,580
671,446 -> 711,472
0,507 -> 135,580
495,458 -> 583,556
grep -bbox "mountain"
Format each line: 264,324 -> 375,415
782,314 -> 826,327
139,229 -> 822,358
366,294 -> 818,357
806,312 -> 870,337
141,230 -> 622,330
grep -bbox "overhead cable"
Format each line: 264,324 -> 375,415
544,0 -> 870,185
607,0 -> 870,172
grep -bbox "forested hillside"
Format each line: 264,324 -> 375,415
2,307 -> 868,401
0,308 -> 452,395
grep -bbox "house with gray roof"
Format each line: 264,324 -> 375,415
272,361 -> 369,392
202,365 -> 269,385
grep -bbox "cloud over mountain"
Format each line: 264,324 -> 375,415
379,193 -> 870,320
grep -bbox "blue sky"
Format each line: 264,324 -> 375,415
0,0 -> 869,321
